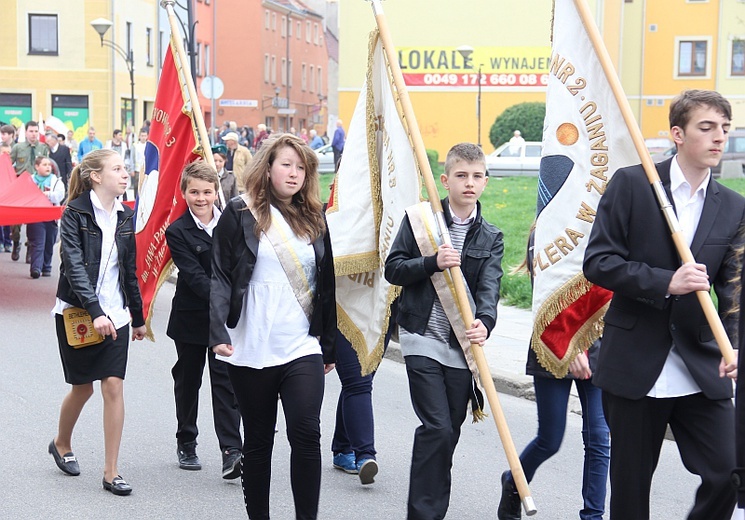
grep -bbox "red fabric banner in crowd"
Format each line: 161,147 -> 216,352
134,37 -> 202,338
0,154 -> 63,226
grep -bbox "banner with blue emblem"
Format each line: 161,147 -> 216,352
530,0 -> 639,377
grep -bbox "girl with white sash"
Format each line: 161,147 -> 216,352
210,134 -> 336,520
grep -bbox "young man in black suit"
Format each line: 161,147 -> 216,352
46,132 -> 73,188
583,89 -> 744,520
165,161 -> 242,479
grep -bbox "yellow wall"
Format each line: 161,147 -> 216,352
719,0 -> 745,127
0,0 -> 158,140
339,0 -> 556,157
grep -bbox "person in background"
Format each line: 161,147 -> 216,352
309,129 -> 324,150
332,120 -> 346,173
67,130 -> 79,165
49,149 -> 147,496
331,304 -> 397,486
221,132 -> 252,191
253,123 -> 269,152
132,130 -> 149,199
165,160 -> 243,480
78,127 -> 103,161
508,130 -> 526,155
385,143 -> 503,520
105,130 -> 132,200
0,123 -> 15,148
47,132 -> 73,189
210,133 -> 336,520
300,128 -> 309,144
10,120 -> 49,263
27,156 -> 65,279
212,149 -> 238,200
498,228 -> 609,520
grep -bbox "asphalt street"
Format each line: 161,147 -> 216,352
0,246 -> 704,519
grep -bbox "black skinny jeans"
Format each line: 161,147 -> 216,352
227,354 -> 325,520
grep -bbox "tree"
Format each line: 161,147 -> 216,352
489,102 -> 546,149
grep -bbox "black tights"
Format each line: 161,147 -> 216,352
227,354 -> 325,520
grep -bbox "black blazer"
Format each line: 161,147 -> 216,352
49,145 -> 73,186
209,196 -> 336,363
165,211 -> 213,345
583,158 -> 745,400
735,265 -> 745,505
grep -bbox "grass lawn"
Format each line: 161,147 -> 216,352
320,171 -> 745,310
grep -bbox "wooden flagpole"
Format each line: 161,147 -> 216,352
160,0 -> 217,176
367,0 -> 537,515
571,0 -> 735,364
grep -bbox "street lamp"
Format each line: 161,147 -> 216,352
456,45 -> 482,148
90,18 -> 135,131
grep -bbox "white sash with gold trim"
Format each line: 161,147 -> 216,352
242,195 -> 314,322
406,201 -> 485,420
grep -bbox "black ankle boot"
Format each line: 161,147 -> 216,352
497,471 -> 521,520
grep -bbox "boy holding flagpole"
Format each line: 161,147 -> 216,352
584,89 -> 744,520
385,143 -> 503,520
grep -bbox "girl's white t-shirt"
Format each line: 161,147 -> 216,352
218,206 -> 321,368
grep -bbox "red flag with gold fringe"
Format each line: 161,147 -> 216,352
134,37 -> 202,338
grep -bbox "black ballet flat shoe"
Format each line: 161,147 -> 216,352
48,440 -> 80,476
102,475 -> 132,496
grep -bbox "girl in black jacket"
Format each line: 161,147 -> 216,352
210,133 -> 335,520
49,149 -> 146,496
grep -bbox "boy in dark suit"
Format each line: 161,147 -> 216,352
583,89 -> 744,520
165,160 -> 242,479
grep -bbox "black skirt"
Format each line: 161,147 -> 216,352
55,314 -> 130,385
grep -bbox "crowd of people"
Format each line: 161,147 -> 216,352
4,88 -> 745,519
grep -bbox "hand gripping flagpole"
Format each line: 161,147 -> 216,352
160,1 -> 218,184
367,0 -> 537,515
571,0 -> 735,365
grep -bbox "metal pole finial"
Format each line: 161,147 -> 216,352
160,0 -> 175,8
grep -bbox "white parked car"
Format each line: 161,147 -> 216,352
485,141 -> 542,177
314,143 -> 336,174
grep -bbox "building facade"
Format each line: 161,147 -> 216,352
339,0 -> 745,158
0,0 -> 159,143
212,0 -> 329,136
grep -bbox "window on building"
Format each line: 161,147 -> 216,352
288,19 -> 292,38
265,10 -> 270,29
733,40 -> 745,76
314,24 -> 319,45
281,16 -> 286,37
146,28 -> 153,66
29,14 -> 58,55
159,30 -> 165,68
281,58 -> 287,86
271,55 -> 277,84
302,63 -> 307,91
272,13 -> 276,31
288,59 -> 293,87
306,22 -> 311,43
297,21 -> 301,39
318,67 -> 323,94
195,42 -> 202,77
678,40 -> 707,76
205,44 -> 210,76
310,65 -> 315,92
264,54 -> 270,83
126,22 -> 133,57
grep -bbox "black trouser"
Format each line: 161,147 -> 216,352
603,391 -> 736,520
228,354 -> 325,520
172,341 -> 242,451
404,355 -> 472,520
